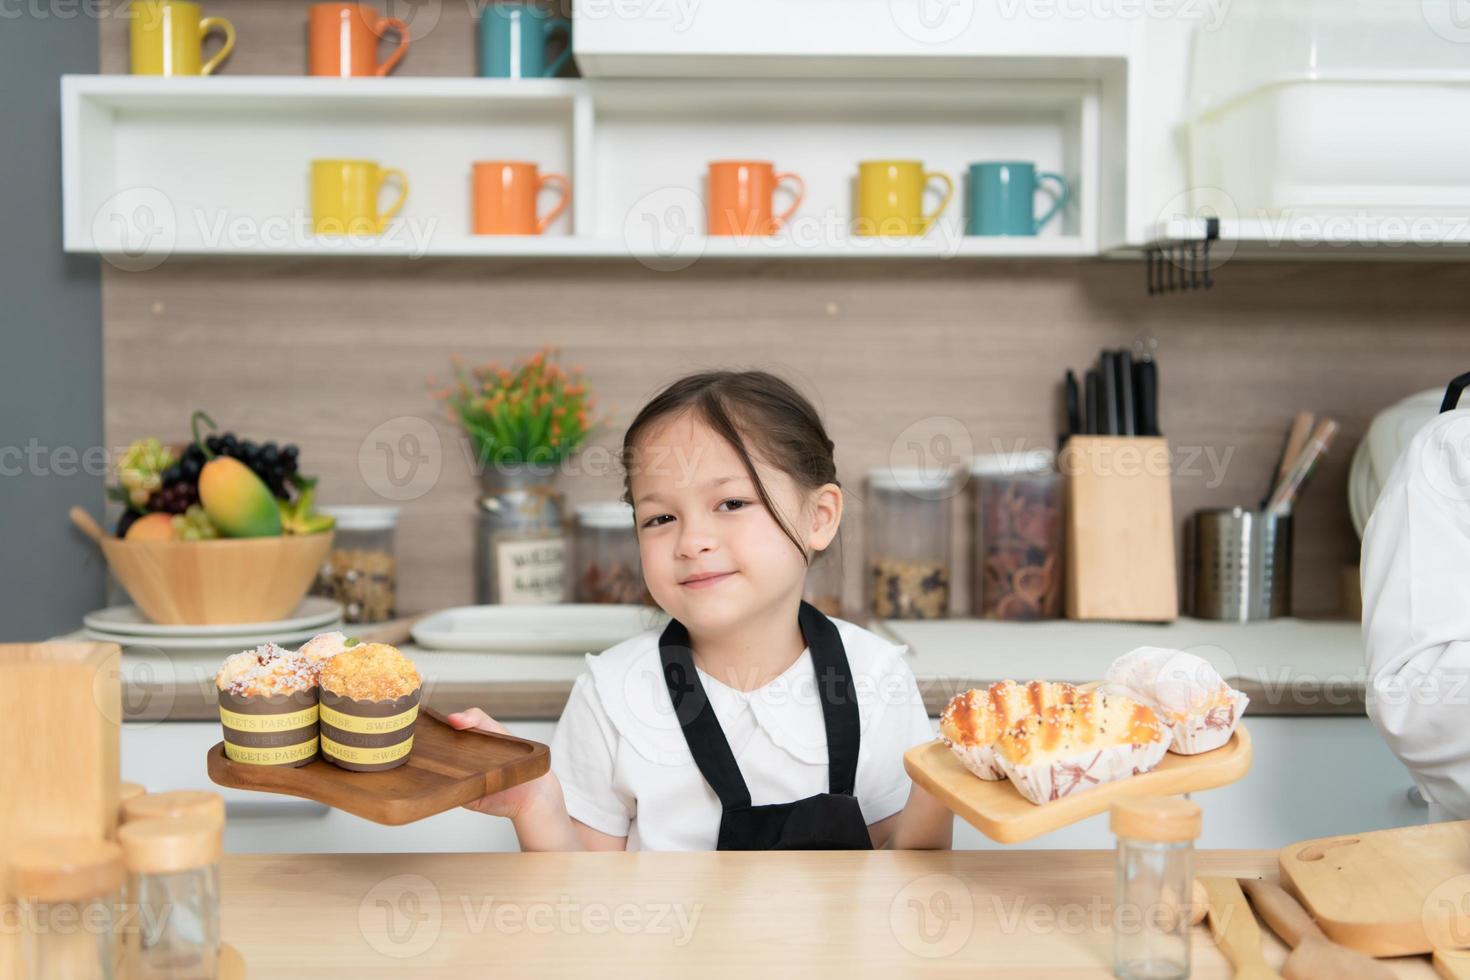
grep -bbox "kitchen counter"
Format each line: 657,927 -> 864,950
77,615 -> 1368,722
220,849 -> 1438,977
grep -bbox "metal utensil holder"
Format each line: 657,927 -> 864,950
1188,508 -> 1292,621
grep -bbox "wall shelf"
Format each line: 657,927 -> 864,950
62,74 -> 1100,262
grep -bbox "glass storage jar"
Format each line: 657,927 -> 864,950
866,466 -> 954,620
12,837 -> 124,980
970,449 -> 1063,620
118,816 -> 222,980
572,502 -> 648,604
313,506 -> 399,624
476,468 -> 566,605
1111,797 -> 1201,980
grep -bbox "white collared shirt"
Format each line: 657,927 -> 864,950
549,616 -> 935,850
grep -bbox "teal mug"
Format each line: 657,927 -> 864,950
478,2 -> 571,79
966,162 -> 1069,236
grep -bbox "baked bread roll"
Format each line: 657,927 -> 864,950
1102,646 -> 1248,755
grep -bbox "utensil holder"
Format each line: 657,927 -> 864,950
1188,508 -> 1292,621
1060,436 -> 1178,622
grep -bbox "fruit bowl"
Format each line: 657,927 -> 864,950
99,531 -> 334,626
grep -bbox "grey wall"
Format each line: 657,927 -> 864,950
0,14 -> 104,640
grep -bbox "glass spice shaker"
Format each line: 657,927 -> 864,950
118,816 -> 223,980
1111,796 -> 1202,980
313,506 -> 400,624
572,502 -> 648,604
12,837 -> 124,980
866,466 -> 954,620
969,449 -> 1063,620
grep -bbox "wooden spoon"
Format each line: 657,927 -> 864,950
1239,878 -> 1394,980
1199,876 -> 1283,980
69,505 -> 107,545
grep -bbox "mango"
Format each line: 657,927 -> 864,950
198,456 -> 282,537
124,512 -> 176,542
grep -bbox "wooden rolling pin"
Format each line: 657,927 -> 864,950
1200,876 -> 1283,980
1239,878 -> 1393,980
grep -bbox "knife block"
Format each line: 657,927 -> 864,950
1061,436 -> 1178,622
0,643 -> 122,979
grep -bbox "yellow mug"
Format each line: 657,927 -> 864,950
855,160 -> 954,237
311,160 -> 409,236
130,0 -> 236,76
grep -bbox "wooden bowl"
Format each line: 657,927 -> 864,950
99,532 -> 334,625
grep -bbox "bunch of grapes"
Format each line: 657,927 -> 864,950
171,505 -> 219,541
204,432 -> 300,500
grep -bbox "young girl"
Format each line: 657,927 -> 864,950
447,370 -> 952,851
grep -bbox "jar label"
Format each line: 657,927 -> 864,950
495,537 -> 567,604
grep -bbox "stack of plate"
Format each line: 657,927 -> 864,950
83,597 -> 345,653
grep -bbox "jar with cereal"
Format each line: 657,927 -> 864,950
969,450 -> 1062,620
572,502 -> 649,604
866,466 -> 954,620
312,506 -> 399,624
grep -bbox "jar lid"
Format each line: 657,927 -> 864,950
867,466 -> 957,496
1110,796 -> 1202,843
576,501 -> 634,529
11,837 -> 124,902
970,449 -> 1055,477
319,506 -> 401,531
118,816 -> 222,874
122,790 -> 226,828
119,781 -> 147,805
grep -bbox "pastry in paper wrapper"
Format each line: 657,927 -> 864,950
214,643 -> 322,767
317,643 -> 423,772
1101,646 -> 1248,755
990,686 -> 1171,805
939,681 -> 1040,780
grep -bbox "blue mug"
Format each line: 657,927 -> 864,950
478,2 -> 571,79
966,162 -> 1069,236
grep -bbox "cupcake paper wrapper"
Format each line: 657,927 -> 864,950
319,687 -> 421,772
996,731 -> 1173,806
942,738 -> 1007,781
218,686 -> 320,767
1165,689 -> 1250,755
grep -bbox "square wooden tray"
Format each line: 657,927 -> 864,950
904,724 -> 1252,845
207,709 -> 549,826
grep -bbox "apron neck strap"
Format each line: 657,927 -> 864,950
658,600 -> 861,810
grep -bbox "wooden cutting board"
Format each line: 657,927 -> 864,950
904,725 -> 1252,844
207,710 -> 549,825
1279,820 -> 1470,957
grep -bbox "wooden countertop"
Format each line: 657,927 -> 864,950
220,849 -> 1437,977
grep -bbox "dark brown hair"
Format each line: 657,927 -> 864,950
620,370 -> 839,564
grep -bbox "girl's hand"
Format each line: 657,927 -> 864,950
445,707 -> 562,821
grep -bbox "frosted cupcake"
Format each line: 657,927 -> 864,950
317,644 -> 423,772
215,643 -> 320,767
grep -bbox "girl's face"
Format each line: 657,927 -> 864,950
629,412 -> 840,636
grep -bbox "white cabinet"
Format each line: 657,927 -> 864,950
126,715 -> 1422,854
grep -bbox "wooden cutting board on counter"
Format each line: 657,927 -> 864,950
904,724 -> 1252,844
1279,820 -> 1470,958
207,709 -> 548,826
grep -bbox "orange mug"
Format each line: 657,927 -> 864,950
472,161 -> 570,235
707,160 -> 803,236
308,2 -> 410,77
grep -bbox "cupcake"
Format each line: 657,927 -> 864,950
1101,647 -> 1249,755
317,643 -> 422,772
939,681 -> 1036,780
990,683 -> 1171,805
215,643 -> 320,767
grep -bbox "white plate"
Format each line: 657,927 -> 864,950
411,604 -> 668,654
83,598 -> 344,638
82,622 -> 342,653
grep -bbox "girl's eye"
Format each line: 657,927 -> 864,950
718,499 -> 751,512
641,514 -> 673,529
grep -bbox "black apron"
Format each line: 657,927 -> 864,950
658,600 -> 874,851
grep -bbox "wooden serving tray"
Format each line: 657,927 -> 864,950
207,709 -> 549,826
1279,819 -> 1470,957
904,724 -> 1252,845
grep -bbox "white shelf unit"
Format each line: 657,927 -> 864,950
62,74 -> 1100,260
